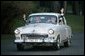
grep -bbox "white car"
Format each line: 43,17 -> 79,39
14,13 -> 72,50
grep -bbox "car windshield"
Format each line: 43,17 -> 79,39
26,15 -> 57,24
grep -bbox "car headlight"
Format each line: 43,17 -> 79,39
14,29 -> 20,34
48,29 -> 54,34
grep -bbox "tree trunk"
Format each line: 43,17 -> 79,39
72,1 -> 79,15
64,1 -> 67,14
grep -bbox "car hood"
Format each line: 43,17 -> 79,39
18,23 -> 56,34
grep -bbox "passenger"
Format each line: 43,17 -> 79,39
47,18 -> 52,23
51,17 -> 56,24
47,17 -> 56,24
35,17 -> 41,23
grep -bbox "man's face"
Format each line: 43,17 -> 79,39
35,17 -> 41,23
51,17 -> 56,23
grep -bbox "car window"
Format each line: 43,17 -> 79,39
26,15 -> 57,24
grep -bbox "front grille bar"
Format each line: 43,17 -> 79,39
21,34 -> 48,39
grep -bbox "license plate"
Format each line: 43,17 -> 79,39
28,39 -> 42,42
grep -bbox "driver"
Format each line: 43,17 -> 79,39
35,17 -> 41,23
51,17 -> 56,24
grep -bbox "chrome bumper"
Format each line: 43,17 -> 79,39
14,38 -> 56,44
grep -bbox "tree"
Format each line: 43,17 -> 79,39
1,1 -> 38,34
1,1 -> 19,34
53,1 -> 60,13
72,1 -> 79,15
64,1 -> 67,14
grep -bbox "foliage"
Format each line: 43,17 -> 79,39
8,18 -> 25,34
66,15 -> 84,32
1,1 -> 38,34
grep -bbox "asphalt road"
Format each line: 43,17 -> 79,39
1,32 -> 84,55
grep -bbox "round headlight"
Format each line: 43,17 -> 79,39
14,29 -> 20,34
48,29 -> 54,34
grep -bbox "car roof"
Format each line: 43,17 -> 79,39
29,13 -> 61,17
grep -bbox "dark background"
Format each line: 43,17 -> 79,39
1,1 -> 84,34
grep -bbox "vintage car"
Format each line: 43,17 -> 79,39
14,13 -> 72,50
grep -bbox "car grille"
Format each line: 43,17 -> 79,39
21,34 -> 48,39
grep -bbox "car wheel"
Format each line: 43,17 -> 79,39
56,38 -> 60,50
54,37 -> 60,50
16,44 -> 24,51
64,38 -> 71,47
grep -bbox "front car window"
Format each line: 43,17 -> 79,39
26,15 -> 57,24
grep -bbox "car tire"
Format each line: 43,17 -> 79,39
16,44 -> 24,51
53,36 -> 60,50
56,38 -> 60,50
64,38 -> 71,47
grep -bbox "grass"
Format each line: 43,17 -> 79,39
66,15 -> 84,32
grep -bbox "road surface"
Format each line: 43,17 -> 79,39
1,32 -> 84,55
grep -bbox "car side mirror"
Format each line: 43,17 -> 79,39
23,14 -> 26,21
